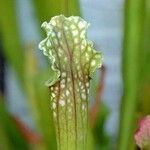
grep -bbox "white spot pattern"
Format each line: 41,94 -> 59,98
59,100 -> 65,106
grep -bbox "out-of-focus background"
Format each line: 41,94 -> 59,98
0,0 -> 150,150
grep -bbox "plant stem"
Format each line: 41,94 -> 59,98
118,0 -> 145,149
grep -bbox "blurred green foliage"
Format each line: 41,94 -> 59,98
93,103 -> 110,150
0,0 -> 24,82
0,98 -> 29,150
33,0 -> 80,23
118,0 -> 150,150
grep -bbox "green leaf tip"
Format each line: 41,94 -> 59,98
39,15 -> 102,87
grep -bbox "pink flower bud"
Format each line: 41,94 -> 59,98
134,115 -> 150,149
